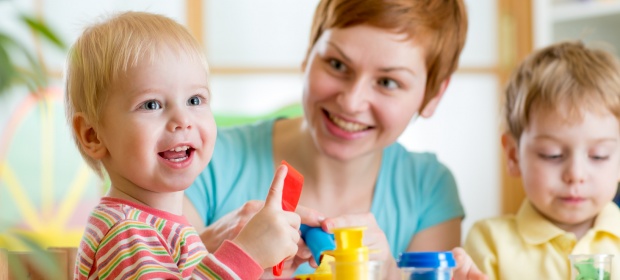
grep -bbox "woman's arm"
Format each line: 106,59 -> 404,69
407,217 -> 461,251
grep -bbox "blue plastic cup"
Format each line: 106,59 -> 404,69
397,252 -> 456,280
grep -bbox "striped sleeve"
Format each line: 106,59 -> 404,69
194,240 -> 263,280
84,220 -> 250,280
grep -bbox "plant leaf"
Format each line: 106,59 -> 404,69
0,34 -> 17,93
20,14 -> 66,50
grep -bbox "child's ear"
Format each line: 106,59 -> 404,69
502,132 -> 521,177
420,78 -> 450,118
73,113 -> 107,160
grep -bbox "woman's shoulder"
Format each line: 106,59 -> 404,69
217,119 -> 275,142
212,119 -> 275,155
204,119 -> 275,183
383,143 -> 448,175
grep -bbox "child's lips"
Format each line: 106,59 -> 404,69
560,196 -> 585,203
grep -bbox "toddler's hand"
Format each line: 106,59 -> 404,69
232,165 -> 301,268
452,247 -> 488,280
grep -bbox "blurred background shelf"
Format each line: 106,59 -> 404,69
552,0 -> 620,22
535,0 -> 620,54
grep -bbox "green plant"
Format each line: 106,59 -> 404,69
0,4 -> 66,96
0,3 -> 70,278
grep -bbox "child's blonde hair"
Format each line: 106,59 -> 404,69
65,11 -> 208,177
505,41 -> 620,140
305,0 -> 468,109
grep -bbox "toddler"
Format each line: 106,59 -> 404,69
66,11 -> 301,279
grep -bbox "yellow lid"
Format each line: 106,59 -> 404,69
324,227 -> 369,262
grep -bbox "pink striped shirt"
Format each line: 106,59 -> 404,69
75,197 -> 262,279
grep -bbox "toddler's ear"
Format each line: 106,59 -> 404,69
420,78 -> 450,118
73,113 -> 107,159
501,133 -> 521,177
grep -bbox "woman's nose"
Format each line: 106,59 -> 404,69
336,79 -> 370,113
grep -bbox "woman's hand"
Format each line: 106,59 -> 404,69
199,200 -> 265,252
321,213 -> 399,278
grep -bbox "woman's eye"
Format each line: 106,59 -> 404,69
187,96 -> 202,106
378,78 -> 399,90
329,59 -> 347,72
140,100 -> 161,110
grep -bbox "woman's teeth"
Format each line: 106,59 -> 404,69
328,114 -> 368,132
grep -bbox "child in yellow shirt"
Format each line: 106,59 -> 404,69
464,41 -> 620,280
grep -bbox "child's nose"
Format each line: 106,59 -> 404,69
562,158 -> 586,185
167,108 -> 192,131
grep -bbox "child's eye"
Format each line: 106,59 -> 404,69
140,100 -> 161,110
377,78 -> 400,90
539,153 -> 563,160
187,95 -> 203,106
591,155 -> 609,161
329,59 -> 347,72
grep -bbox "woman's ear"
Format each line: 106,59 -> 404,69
420,78 -> 450,118
73,113 -> 107,160
501,132 -> 521,177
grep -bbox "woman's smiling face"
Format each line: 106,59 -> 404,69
302,24 -> 435,160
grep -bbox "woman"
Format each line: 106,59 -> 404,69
184,0 -> 484,278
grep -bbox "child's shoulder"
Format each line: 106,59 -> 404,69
472,214 -> 516,226
85,199 -> 153,237
469,214 -> 519,237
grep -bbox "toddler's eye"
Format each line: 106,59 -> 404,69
188,96 -> 202,106
140,100 -> 161,110
378,78 -> 399,90
329,59 -> 347,72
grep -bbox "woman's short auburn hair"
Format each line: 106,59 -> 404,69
305,0 -> 468,107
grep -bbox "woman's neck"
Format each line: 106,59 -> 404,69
272,117 -> 382,215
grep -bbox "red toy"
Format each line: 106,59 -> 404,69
273,160 -> 304,276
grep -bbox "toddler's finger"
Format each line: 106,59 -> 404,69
264,164 -> 288,209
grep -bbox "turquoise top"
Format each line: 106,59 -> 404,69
186,119 -> 465,273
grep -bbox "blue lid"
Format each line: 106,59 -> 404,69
398,252 -> 456,268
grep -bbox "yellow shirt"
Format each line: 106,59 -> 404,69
464,200 -> 620,280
